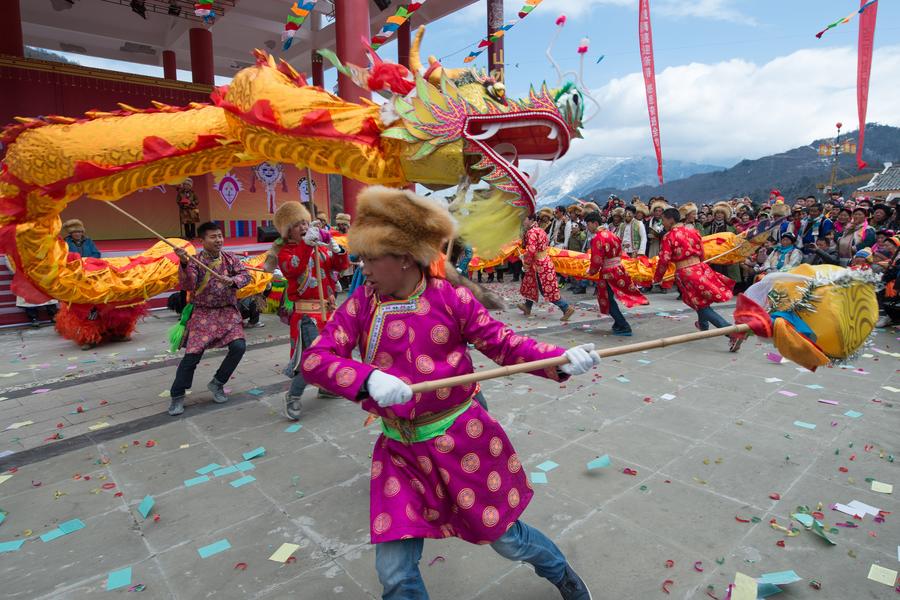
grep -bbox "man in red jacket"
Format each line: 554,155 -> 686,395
653,208 -> 743,352
266,202 -> 349,419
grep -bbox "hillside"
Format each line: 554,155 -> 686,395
579,123 -> 900,205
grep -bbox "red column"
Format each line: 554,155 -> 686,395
311,52 -> 324,87
189,28 -> 214,85
487,0 -> 504,81
1,0 -> 24,58
334,0 -> 371,217
162,50 -> 178,80
397,20 -> 411,69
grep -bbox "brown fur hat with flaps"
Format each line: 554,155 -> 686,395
348,186 -> 456,266
61,219 -> 85,238
771,202 -> 791,218
712,201 -> 733,220
274,201 -> 311,238
678,202 -> 698,219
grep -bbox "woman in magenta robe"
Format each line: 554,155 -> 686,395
301,186 -> 597,600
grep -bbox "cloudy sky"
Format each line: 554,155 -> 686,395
60,0 -> 900,168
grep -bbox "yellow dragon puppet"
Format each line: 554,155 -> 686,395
0,27 -> 584,344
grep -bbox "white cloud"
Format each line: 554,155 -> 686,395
657,0 -> 757,25
564,44 -> 900,166
445,0 -> 632,25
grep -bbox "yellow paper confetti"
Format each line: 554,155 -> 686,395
268,543 -> 300,563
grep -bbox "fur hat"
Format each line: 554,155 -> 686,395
538,207 -> 554,219
581,202 -> 600,214
273,201 -> 311,238
712,202 -> 733,220
771,203 -> 791,218
334,212 -> 351,226
612,207 -> 625,217
567,204 -> 583,216
678,202 -> 698,219
633,200 -> 650,217
348,186 -> 456,266
649,198 -> 670,212
61,219 -> 85,238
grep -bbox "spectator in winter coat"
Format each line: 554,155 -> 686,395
62,219 -> 101,258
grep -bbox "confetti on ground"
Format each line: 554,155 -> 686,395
778,390 -> 798,398
284,424 -> 303,433
882,386 -> 900,393
530,472 -> 548,484
870,481 -> 893,494
0,540 -> 25,553
0,474 -> 14,486
615,376 -> 630,383
212,466 -> 238,477
844,410 -> 863,418
106,567 -> 132,591
196,464 -> 222,475
30,389 -> 50,394
764,377 -> 782,383
793,421 -> 816,430
230,475 -> 256,488
184,475 -> 210,488
866,564 -> 898,586
536,460 -> 559,472
242,447 -> 266,460
0,373 -> 19,378
87,422 -> 110,431
248,389 -> 265,396
235,461 -> 255,472
268,542 -> 300,562
41,518 -> 85,542
587,455 -> 610,470
805,384 -> 824,390
758,570 -> 801,585
5,421 -> 33,430
817,399 -> 839,405
765,353 -> 784,364
197,539 -> 231,558
660,393 -> 676,401
137,495 -> 155,518
731,572 -> 756,600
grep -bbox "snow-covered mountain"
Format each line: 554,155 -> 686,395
533,155 -> 723,206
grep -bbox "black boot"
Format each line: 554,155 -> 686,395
556,565 -> 592,599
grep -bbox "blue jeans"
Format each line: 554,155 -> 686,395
525,276 -> 570,313
605,283 -> 631,331
375,520 -> 567,599
696,306 -> 730,330
287,315 -> 319,397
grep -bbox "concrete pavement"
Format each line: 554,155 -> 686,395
0,281 -> 897,599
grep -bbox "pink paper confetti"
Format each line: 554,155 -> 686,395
765,352 -> 784,364
817,399 -> 839,405
31,388 -> 51,394
778,390 -> 798,398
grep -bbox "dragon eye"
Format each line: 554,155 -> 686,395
485,82 -> 506,103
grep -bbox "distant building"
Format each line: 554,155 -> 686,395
857,162 -> 900,201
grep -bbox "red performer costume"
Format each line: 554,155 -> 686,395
267,201 -> 349,420
584,217 -> 647,335
517,216 -> 574,321
653,209 -> 743,351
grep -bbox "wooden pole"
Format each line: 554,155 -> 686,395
313,247 -> 328,323
103,200 -> 230,281
661,244 -> 745,282
409,324 -> 751,393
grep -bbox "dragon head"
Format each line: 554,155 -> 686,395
382,26 -> 585,214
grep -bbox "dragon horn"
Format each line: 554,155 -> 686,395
410,26 -> 426,74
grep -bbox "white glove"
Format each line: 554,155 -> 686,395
367,370 -> 413,407
273,268 -> 284,279
560,343 -> 601,376
304,226 -> 322,246
330,238 -> 343,254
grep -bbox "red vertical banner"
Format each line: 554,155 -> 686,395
639,0 -> 663,184
856,0 -> 878,170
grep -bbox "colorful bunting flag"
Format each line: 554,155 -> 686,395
815,0 -> 877,39
463,0 -> 544,64
194,0 -> 215,22
371,2 -> 429,51
283,1 -> 320,50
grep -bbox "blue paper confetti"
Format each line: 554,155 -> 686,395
137,495 -> 154,519
530,472 -> 548,484
212,465 -> 238,478
792,421 -> 816,430
40,528 -> 65,542
242,447 -> 266,460
234,461 -> 256,472
106,567 -> 132,591
230,475 -> 256,488
197,539 -> 231,558
58,519 -> 85,534
587,455 -> 611,470
248,389 -> 265,396
0,539 -> 25,553
844,410 -> 863,418
184,475 -> 210,488
195,463 -> 221,475
285,423 -> 303,433
536,460 -> 559,472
